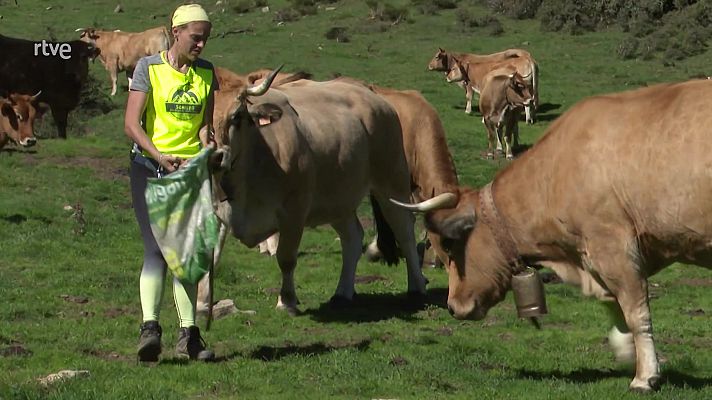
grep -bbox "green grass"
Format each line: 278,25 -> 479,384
1,0 -> 711,398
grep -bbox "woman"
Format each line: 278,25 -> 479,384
124,3 -> 218,362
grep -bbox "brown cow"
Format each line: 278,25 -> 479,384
0,91 -> 46,150
362,83 -> 459,267
76,27 -> 170,96
427,47 -> 539,123
206,69 -> 426,314
448,61 -> 534,159
0,34 -> 97,139
393,78 -> 712,392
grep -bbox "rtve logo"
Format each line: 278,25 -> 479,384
33,40 -> 72,60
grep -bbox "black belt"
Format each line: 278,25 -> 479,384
130,143 -> 166,178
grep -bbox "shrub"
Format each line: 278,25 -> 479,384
232,0 -> 254,14
616,37 -> 639,60
410,0 -> 458,15
486,0 -> 542,19
273,7 -> 301,22
325,26 -> 350,42
289,0 -> 318,16
255,0 -> 269,7
367,1 -> 409,24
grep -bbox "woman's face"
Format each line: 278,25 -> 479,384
173,21 -> 211,61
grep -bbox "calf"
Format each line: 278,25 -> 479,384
76,26 -> 170,96
0,92 -> 46,150
448,60 -> 533,159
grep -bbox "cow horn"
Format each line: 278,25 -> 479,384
75,28 -> 86,32
390,192 -> 458,212
31,90 -> 42,101
245,64 -> 284,97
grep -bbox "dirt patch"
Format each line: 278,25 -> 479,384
682,308 -> 705,317
677,278 -> 712,287
263,287 -> 280,295
59,294 -> 89,304
104,307 -> 132,318
437,327 -> 453,336
31,155 -> 129,182
0,345 -> 32,357
389,356 -> 408,366
354,274 -> 387,284
83,348 -> 131,362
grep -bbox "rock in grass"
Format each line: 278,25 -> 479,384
38,370 -> 90,386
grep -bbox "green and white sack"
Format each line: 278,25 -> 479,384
145,147 -> 220,284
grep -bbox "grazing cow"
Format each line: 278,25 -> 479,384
76,27 -> 170,96
427,47 -> 539,123
0,91 -> 46,150
392,78 -> 712,392
208,69 -> 426,313
358,82 -> 459,267
447,62 -> 534,159
0,34 -> 97,139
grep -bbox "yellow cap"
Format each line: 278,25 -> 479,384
171,4 -> 210,28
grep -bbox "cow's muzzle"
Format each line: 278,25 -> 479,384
20,137 -> 37,147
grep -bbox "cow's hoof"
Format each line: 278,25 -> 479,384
629,376 -> 660,393
328,294 -> 356,309
276,295 -> 300,316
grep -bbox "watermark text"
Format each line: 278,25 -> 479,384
33,40 -> 71,60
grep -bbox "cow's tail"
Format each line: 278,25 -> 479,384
369,194 -> 399,265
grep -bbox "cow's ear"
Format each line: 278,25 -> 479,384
251,103 -> 283,126
35,102 -> 51,118
425,195 -> 477,242
0,102 -> 13,118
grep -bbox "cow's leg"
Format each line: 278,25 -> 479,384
126,68 -> 134,92
51,106 -> 69,139
108,59 -> 119,96
604,300 -> 636,364
330,214 -> 365,304
196,223 -> 229,314
482,118 -> 496,159
503,114 -> 516,159
371,194 -> 426,296
465,86 -> 473,114
275,225 -> 304,315
586,234 -> 660,392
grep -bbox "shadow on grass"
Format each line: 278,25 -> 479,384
515,368 -> 712,389
249,338 -> 372,361
0,148 -> 38,154
161,340 -> 373,363
304,287 -> 448,324
0,214 -> 52,224
532,102 -> 562,122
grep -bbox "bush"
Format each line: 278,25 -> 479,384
232,0 -> 254,13
255,0 -> 269,6
616,37 -> 639,60
410,0 -> 458,15
289,0 -> 318,16
455,6 -> 503,35
366,1 -> 409,24
325,26 -> 350,42
538,1 -> 596,34
486,0 -> 542,19
273,7 -> 301,22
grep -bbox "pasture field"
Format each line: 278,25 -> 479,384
1,0 -> 711,398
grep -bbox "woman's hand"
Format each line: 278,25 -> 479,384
157,154 -> 184,172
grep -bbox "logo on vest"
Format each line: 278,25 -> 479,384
165,88 -> 203,120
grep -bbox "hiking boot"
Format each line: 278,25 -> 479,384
175,326 -> 215,361
137,321 -> 162,362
